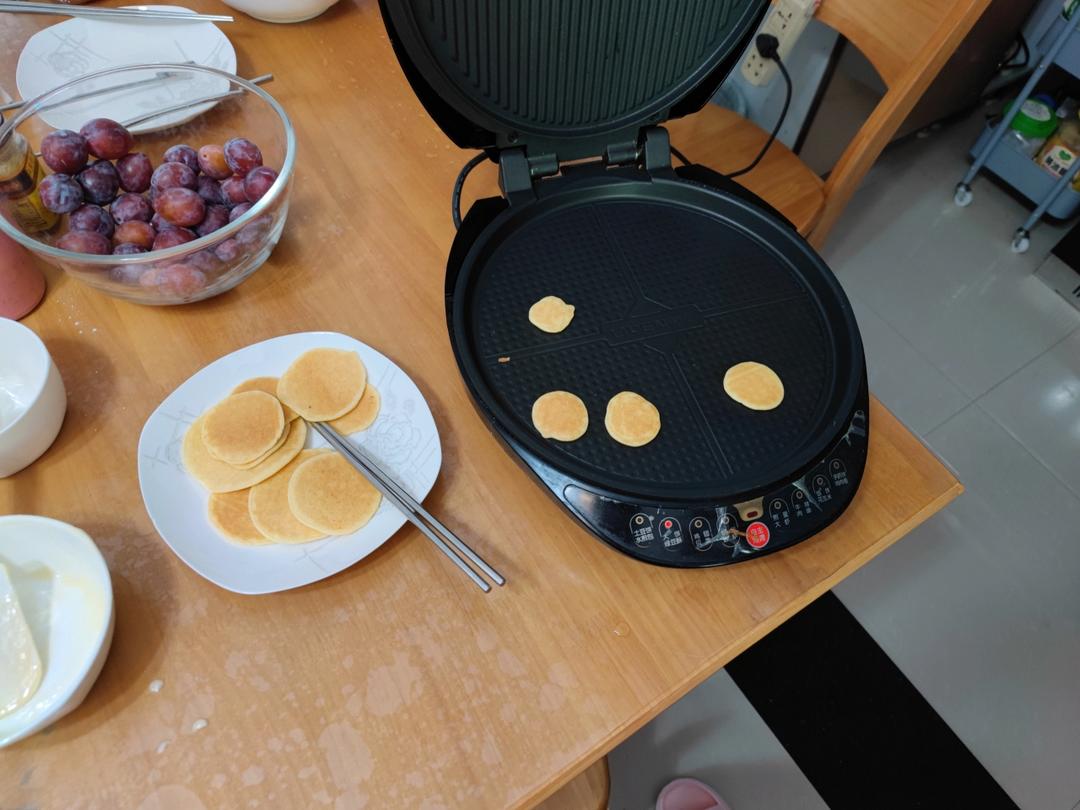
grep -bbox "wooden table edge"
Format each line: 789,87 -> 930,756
520,480 -> 964,809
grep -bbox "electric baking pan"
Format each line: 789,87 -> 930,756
380,0 -> 869,566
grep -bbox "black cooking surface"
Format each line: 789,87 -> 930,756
380,0 -> 765,159
455,190 -> 860,502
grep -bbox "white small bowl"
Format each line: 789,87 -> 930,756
0,516 -> 114,748
0,319 -> 66,478
222,0 -> 339,23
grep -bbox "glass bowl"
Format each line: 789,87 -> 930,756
0,64 -> 295,305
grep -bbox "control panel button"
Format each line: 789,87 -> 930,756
790,488 -> 812,519
658,517 -> 684,549
689,516 -> 714,551
768,497 -> 791,529
630,513 -> 654,547
715,509 -> 740,546
811,473 -> 833,504
829,458 -> 849,487
746,521 -> 770,549
735,497 -> 765,522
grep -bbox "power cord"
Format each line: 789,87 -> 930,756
452,151 -> 488,229
999,34 -> 1029,72
670,145 -> 691,166
727,33 -> 792,179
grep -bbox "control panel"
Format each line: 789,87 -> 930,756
561,408 -> 868,567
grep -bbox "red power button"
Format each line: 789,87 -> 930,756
746,522 -> 770,549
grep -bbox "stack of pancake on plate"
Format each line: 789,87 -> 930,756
182,348 -> 383,546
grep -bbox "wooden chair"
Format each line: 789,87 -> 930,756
665,0 -> 992,249
534,757 -> 609,809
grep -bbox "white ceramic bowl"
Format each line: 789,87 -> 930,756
0,516 -> 114,748
0,319 -> 66,478
222,0 -> 339,23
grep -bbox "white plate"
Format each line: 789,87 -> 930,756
0,516 -> 114,749
137,332 -> 442,595
16,6 -> 236,134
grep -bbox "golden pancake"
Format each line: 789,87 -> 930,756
329,386 -> 381,434
201,391 -> 285,466
287,453 -> 381,536
207,489 -> 269,545
604,391 -> 661,447
528,295 -> 575,333
248,450 -> 330,543
232,376 -> 299,422
231,423 -> 290,470
183,416 -> 307,493
277,348 -> 367,421
723,361 -> 785,410
531,391 -> 588,441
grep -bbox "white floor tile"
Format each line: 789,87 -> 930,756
821,117 -> 984,273
849,296 -> 971,435
624,108 -> 1079,810
835,404 -> 1080,810
980,328 -> 1080,498
823,114 -> 1080,399
607,670 -> 827,810
845,223 -> 1077,399
820,165 -> 929,277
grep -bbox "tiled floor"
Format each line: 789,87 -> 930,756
607,671 -> 828,810
608,110 -> 1080,809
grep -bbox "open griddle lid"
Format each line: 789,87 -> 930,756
379,0 -> 767,163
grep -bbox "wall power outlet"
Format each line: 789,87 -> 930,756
741,0 -> 819,87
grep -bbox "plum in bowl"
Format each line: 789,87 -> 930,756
0,64 -> 295,305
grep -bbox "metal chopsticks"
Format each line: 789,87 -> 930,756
0,2 -> 233,22
0,67 -> 194,115
311,421 -> 505,593
121,73 -> 274,128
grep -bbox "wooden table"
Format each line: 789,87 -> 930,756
0,4 -> 962,808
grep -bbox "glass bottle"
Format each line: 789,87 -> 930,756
0,114 -> 59,235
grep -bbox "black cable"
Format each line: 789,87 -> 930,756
670,145 -> 690,166
1001,34 -> 1029,71
998,38 -> 1021,70
727,34 -> 793,180
451,151 -> 488,230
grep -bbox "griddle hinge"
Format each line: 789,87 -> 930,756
498,147 -> 558,206
605,126 -> 673,173
641,126 -> 673,173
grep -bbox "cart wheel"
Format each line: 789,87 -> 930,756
953,184 -> 973,208
1011,229 -> 1031,254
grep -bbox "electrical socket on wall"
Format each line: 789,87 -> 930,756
741,0 -> 819,86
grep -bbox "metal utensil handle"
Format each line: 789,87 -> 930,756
0,2 -> 233,22
341,431 -> 506,586
121,73 -> 273,128
312,422 -> 493,593
1,68 -> 196,116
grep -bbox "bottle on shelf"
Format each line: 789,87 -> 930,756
1005,95 -> 1058,158
1036,112 -> 1080,179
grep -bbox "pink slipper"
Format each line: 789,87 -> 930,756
655,777 -> 732,810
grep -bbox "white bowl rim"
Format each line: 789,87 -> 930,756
0,319 -> 53,441
0,63 -> 296,267
0,515 -> 114,747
